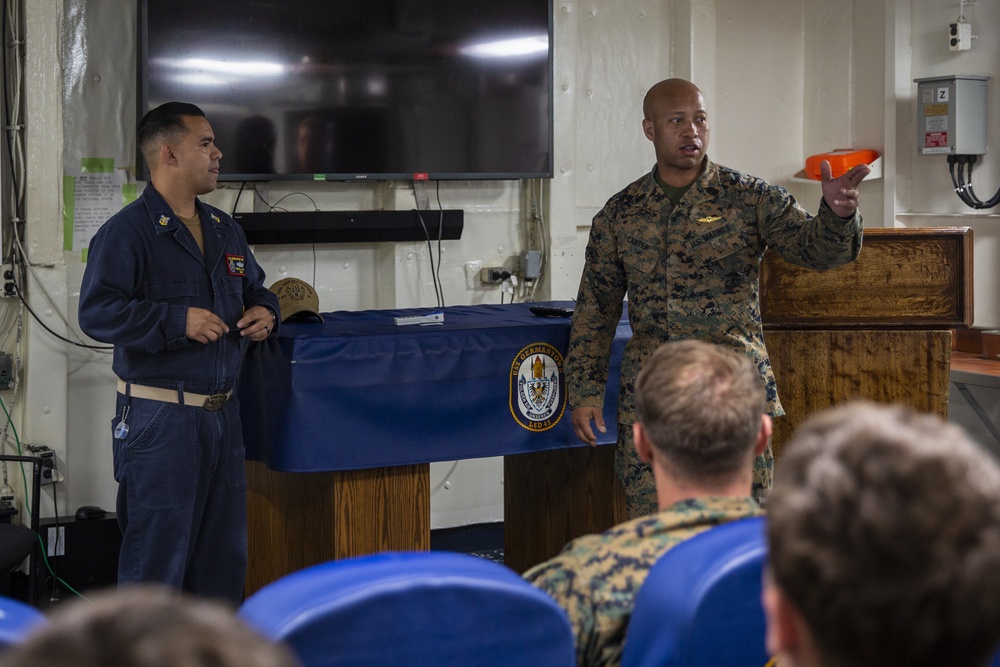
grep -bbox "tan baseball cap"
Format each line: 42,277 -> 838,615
268,277 -> 324,322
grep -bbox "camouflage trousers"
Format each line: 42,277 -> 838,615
615,423 -> 773,519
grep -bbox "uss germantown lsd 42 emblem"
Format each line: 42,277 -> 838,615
509,343 -> 566,432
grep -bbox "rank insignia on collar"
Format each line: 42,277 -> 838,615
157,214 -> 170,226
226,255 -> 246,277
210,213 -> 221,224
696,216 -> 722,223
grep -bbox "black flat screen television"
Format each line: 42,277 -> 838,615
138,0 -> 553,182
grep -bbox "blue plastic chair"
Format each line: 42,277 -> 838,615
0,594 -> 46,649
622,516 -> 770,667
239,551 -> 576,667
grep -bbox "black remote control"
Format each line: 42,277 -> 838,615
529,306 -> 574,318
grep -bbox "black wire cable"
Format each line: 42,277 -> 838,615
415,209 -> 444,308
412,180 -> 446,308
10,276 -> 111,350
962,156 -> 976,203
231,181 -> 247,217
267,191 -> 319,212
948,155 -> 963,196
949,154 -> 1000,209
969,155 -> 1000,208
47,471 -> 61,600
434,182 -> 445,306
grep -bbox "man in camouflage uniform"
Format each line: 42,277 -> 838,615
525,339 -> 770,667
567,78 -> 870,517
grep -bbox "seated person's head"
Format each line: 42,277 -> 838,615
0,585 -> 300,667
764,402 -> 1000,667
633,339 -> 770,491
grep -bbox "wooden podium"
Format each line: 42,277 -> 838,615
761,226 -> 971,455
504,227 -> 973,572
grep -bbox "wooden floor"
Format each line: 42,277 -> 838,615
951,351 -> 1000,377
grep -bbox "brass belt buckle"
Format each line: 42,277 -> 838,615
203,393 -> 229,411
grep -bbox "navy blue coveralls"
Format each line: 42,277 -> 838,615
78,184 -> 279,602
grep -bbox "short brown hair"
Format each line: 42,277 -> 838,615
768,402 -> 1000,667
0,585 -> 300,667
634,339 -> 765,480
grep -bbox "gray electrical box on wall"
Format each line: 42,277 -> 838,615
914,75 -> 989,155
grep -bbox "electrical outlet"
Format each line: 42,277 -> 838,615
949,21 -> 972,51
0,353 -> 12,390
26,444 -> 56,484
480,267 -> 512,284
1,263 -> 15,298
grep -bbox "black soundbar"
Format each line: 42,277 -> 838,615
233,209 -> 463,245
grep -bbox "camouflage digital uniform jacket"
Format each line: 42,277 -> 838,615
523,496 -> 762,667
566,159 -> 863,421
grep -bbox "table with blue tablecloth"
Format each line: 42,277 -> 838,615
240,302 -> 630,590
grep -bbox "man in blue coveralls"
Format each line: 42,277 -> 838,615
78,102 -> 279,602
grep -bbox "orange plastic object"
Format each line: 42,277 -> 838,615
805,149 -> 879,180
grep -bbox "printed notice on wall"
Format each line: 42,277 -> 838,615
64,158 -> 140,260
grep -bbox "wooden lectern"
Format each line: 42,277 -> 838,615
504,227 -> 973,573
761,226 -> 971,455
